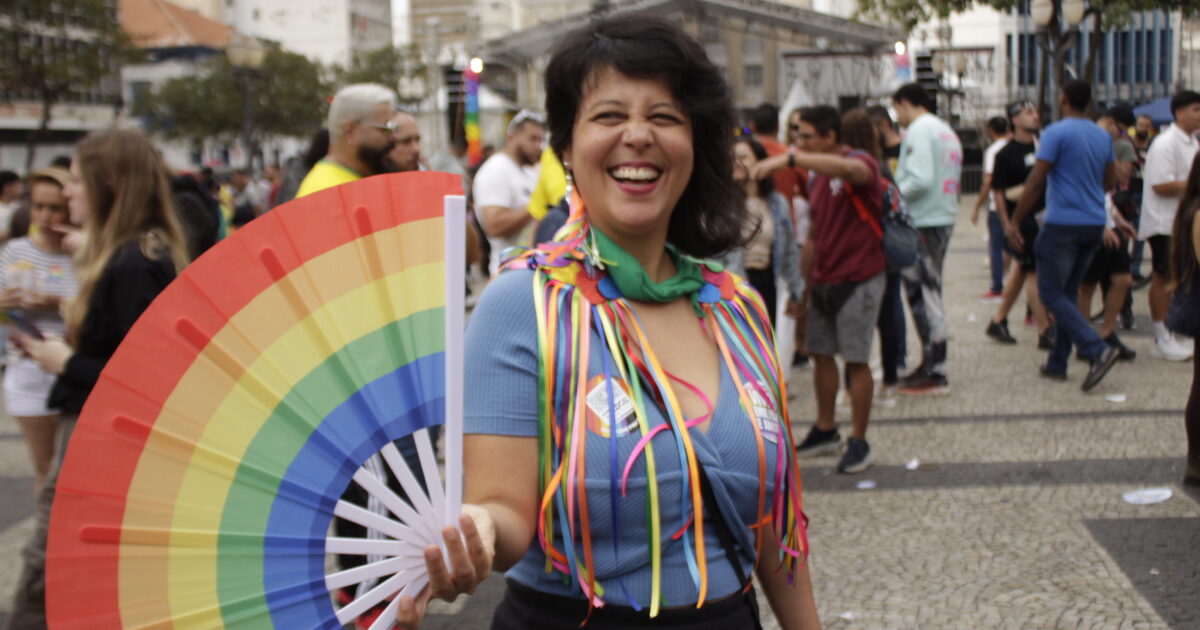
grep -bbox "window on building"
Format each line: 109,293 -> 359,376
1016,32 -> 1038,87
1161,29 -> 1172,83
745,64 -> 763,86
1144,29 -> 1154,85
743,35 -> 763,58
700,18 -> 721,44
1134,30 -> 1143,83
1119,31 -> 1132,83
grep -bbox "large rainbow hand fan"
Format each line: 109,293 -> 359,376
46,172 -> 467,629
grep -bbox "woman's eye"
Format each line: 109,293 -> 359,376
593,112 -> 623,121
652,113 -> 683,124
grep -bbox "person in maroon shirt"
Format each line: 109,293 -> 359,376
756,105 -> 885,474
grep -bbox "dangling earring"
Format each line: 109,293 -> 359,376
563,162 -> 573,199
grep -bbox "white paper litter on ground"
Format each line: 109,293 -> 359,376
1105,393 -> 1127,403
1122,488 -> 1172,504
966,313 -> 978,322
906,458 -> 920,470
855,480 -> 877,490
837,611 -> 858,621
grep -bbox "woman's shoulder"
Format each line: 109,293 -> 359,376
105,236 -> 176,275
0,237 -> 33,256
469,268 -> 538,331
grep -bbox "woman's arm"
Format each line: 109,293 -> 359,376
756,523 -> 821,630
463,434 -> 539,571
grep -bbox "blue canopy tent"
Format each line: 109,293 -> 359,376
1134,97 -> 1173,125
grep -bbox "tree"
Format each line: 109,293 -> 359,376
0,0 -> 137,172
135,45 -> 327,159
331,44 -> 427,95
855,0 -> 1200,117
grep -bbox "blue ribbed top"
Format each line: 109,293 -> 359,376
464,268 -> 787,609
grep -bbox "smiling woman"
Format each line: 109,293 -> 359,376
396,14 -> 820,630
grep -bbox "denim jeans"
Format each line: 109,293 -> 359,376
986,211 -> 1006,293
1034,223 -> 1108,373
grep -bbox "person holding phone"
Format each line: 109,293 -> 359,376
6,130 -> 188,630
0,166 -> 77,495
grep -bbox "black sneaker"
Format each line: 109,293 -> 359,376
795,425 -> 841,457
1184,457 -> 1200,488
792,352 -> 810,368
1039,365 -> 1067,381
986,319 -> 1017,344
1038,328 -> 1056,350
837,438 -> 873,474
1105,333 -> 1137,361
1082,345 -> 1120,392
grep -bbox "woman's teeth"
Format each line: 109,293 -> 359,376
610,166 -> 661,182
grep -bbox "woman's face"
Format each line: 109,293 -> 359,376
64,160 -> 91,226
787,112 -> 803,145
29,181 -> 70,233
563,67 -> 693,240
733,141 -> 756,187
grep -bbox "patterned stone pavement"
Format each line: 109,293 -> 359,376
0,196 -> 1196,628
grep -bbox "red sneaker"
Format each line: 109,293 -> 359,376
979,290 -> 1002,304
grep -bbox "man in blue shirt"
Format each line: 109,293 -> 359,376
1007,79 -> 1121,392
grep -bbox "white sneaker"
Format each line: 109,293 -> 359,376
1169,334 -> 1195,359
1150,337 -> 1192,361
874,385 -> 898,409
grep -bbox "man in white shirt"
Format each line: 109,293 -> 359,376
973,116 -> 1011,302
473,110 -> 546,274
1139,90 -> 1200,361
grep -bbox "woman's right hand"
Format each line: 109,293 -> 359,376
396,504 -> 496,629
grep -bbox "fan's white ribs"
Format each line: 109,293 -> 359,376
325,555 -> 425,590
324,537 -> 425,557
379,442 -> 438,521
369,593 -> 401,630
413,429 -> 446,529
333,568 -> 417,624
333,500 -> 423,545
351,465 -> 438,548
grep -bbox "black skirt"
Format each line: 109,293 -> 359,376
489,579 -> 762,630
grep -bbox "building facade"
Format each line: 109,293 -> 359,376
219,0 -> 392,66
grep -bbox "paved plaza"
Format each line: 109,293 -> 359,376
0,196 -> 1196,628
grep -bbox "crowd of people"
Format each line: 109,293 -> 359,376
0,12 -> 1197,630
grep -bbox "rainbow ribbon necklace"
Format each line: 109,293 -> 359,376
501,191 -> 808,619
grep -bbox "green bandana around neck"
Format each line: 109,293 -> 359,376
590,226 -> 705,308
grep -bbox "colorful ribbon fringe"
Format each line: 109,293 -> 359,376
502,191 -> 808,619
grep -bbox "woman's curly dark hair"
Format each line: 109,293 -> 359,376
543,14 -> 745,258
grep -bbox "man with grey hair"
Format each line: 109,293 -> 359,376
296,83 -> 396,198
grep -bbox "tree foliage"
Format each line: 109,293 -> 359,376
135,45 -> 327,143
0,0 -> 138,170
331,44 -> 427,93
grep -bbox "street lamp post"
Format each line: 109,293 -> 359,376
226,34 -> 266,170
1031,0 -> 1087,120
